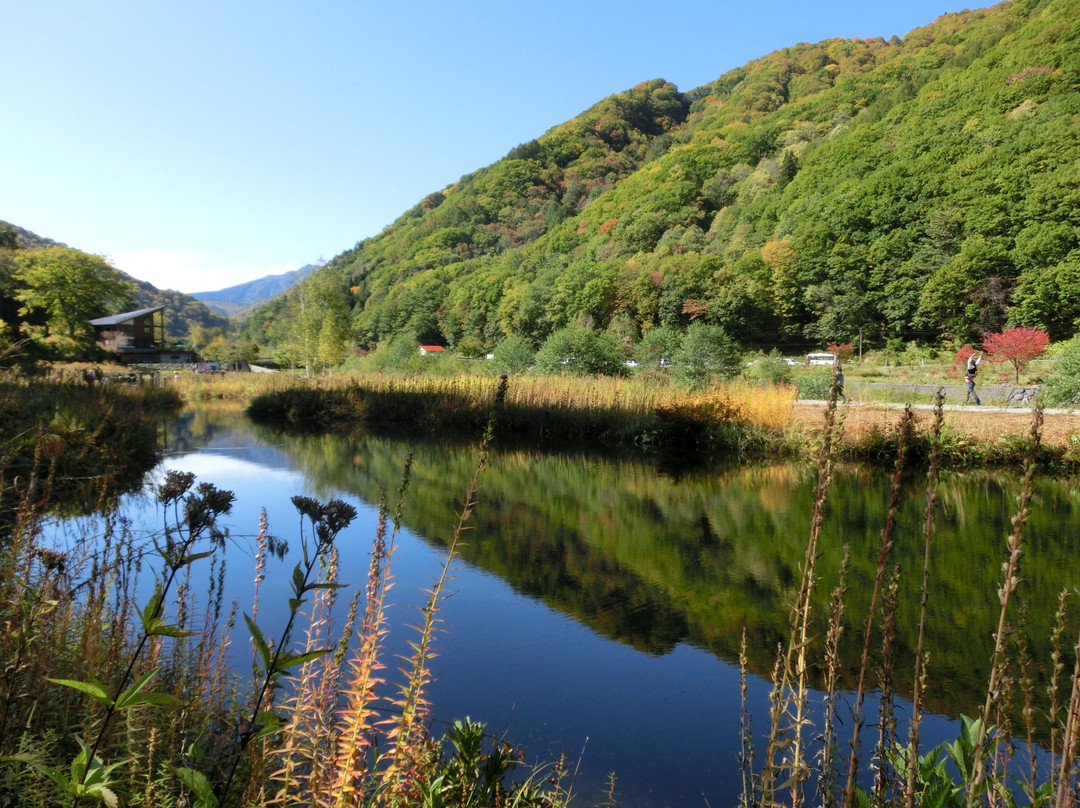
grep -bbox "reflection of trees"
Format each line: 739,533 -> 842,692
240,414 -> 1080,722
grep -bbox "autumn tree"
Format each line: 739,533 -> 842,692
187,323 -> 224,358
982,326 -> 1049,383
826,341 -> 856,362
12,247 -> 133,349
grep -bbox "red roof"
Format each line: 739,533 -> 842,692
419,344 -> 445,352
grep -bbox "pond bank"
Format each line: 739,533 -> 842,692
792,400 -> 1080,471
246,379 -> 1080,473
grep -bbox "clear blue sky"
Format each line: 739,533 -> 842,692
1,0 -> 996,293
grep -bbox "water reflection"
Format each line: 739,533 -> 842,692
151,405 -> 1080,806
230,417 -> 1080,716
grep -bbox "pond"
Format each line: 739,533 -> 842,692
49,405 -> 1080,807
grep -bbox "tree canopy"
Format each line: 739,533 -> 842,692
13,247 -> 133,348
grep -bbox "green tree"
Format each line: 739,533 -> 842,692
316,285 -> 353,374
0,222 -> 17,250
918,236 -> 1013,342
672,322 -> 741,387
284,266 -> 352,375
534,326 -> 627,376
636,325 -> 682,368
12,246 -> 133,346
490,333 -> 535,375
1009,260 -> 1080,341
1040,335 -> 1080,407
0,225 -> 19,332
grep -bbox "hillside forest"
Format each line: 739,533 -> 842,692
4,0 -> 1080,372
240,0 -> 1080,366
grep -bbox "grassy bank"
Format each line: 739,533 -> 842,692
0,373 -> 183,528
246,373 -> 796,456
243,372 -> 1080,472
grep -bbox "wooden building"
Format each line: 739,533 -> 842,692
89,305 -> 190,363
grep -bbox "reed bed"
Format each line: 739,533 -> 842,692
245,372 -> 798,458
0,374 -> 181,533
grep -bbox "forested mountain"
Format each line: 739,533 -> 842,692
3,222 -> 64,251
0,220 -> 230,342
243,0 -> 1080,356
192,264 -> 315,316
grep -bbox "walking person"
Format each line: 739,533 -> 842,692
965,352 -> 983,405
834,365 -> 846,403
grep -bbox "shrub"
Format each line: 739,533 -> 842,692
796,368 -> 835,399
636,325 -> 682,369
490,334 -> 535,375
534,327 -> 627,377
1039,334 -> 1080,407
744,350 -> 793,386
672,322 -> 741,388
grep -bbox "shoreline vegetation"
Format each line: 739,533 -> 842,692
1,369 -> 1078,806
238,371 -> 1080,474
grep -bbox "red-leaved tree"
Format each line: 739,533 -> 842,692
981,326 -> 1050,383
826,341 -> 856,362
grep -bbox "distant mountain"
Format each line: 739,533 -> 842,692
191,265 -> 316,316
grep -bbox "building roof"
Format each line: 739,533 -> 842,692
89,305 -> 166,327
419,344 -> 446,352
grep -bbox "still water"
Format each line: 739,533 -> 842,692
54,406 -> 1080,807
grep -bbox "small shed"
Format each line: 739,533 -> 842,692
418,344 -> 446,355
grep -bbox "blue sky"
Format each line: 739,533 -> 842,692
1,0 -> 995,293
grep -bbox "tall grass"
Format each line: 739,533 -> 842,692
740,393 -> 1080,807
245,372 -> 798,459
0,375 -> 181,530
0,374 -> 564,807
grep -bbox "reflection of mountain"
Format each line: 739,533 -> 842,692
234,414 -> 1080,722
